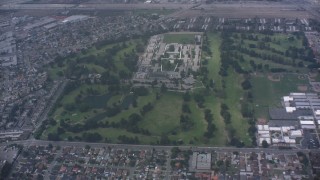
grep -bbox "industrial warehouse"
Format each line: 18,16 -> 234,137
258,93 -> 320,148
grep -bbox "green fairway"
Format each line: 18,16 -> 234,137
207,32 -> 223,89
205,32 -> 228,145
42,31 -> 313,147
252,73 -> 309,119
224,70 -> 251,146
228,32 -> 310,73
140,92 -> 183,135
163,33 -> 198,44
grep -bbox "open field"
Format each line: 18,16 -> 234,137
224,69 -> 251,146
228,32 -> 311,74
252,73 -> 310,119
140,93 -> 183,135
176,4 -> 313,18
43,36 -> 224,145
204,32 -> 227,145
42,31 -> 315,147
1,2 -> 315,19
163,33 -> 198,44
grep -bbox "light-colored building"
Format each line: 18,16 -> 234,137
191,152 -> 211,170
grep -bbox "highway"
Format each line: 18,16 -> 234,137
0,3 -> 192,10
1,2 -> 318,18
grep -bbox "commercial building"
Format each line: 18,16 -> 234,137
191,152 -> 211,170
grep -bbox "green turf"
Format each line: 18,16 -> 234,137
204,32 -> 228,145
44,32 -> 313,147
224,69 -> 251,146
252,73 -> 309,119
139,92 -> 183,135
207,32 -> 222,89
163,34 -> 199,44
230,33 -> 310,73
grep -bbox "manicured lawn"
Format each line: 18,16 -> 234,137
44,31 -> 290,147
207,32 -> 222,89
163,34 -> 198,44
230,33 -> 310,73
60,84 -> 107,105
203,95 -> 227,146
139,92 -> 183,135
83,128 -> 158,144
224,70 -> 251,146
252,73 -> 309,119
204,32 -> 228,145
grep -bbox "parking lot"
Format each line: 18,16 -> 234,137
301,130 -> 320,149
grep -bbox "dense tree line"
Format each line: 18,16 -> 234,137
203,109 -> 216,138
220,103 -> 231,124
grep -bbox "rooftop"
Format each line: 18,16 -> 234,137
269,108 -> 313,120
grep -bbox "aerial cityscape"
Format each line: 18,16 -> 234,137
1,0 -> 320,179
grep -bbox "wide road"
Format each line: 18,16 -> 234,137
3,139 -> 319,154
0,3 -> 192,10
0,2 -> 317,19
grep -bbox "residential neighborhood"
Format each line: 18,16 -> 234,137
1,0 -> 320,179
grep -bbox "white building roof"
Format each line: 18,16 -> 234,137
260,133 -> 271,138
269,127 -> 281,131
315,110 -> 320,116
289,130 -> 303,137
257,125 -> 269,131
300,120 -> 315,125
301,125 -> 316,129
290,93 -> 306,96
62,15 -> 88,23
286,107 -> 296,113
272,139 -> 280,143
284,136 -> 296,144
283,96 -> 293,102
318,120 -> 320,125
281,126 -> 292,133
258,130 -> 270,134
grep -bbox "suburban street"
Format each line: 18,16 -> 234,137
2,139 -> 316,154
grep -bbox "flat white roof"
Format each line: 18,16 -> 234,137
286,107 -> 296,113
283,96 -> 293,102
257,125 -> 269,130
269,127 -> 281,131
290,130 -> 303,136
272,139 -> 280,143
62,15 -> 88,23
258,130 -> 270,134
301,125 -> 316,129
281,126 -> 292,133
300,120 -> 315,125
260,134 -> 271,138
290,93 -> 306,96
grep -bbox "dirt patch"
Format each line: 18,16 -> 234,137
298,75 -> 307,80
257,118 -> 267,125
268,74 -> 281,82
298,85 -> 308,92
309,72 -> 318,78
